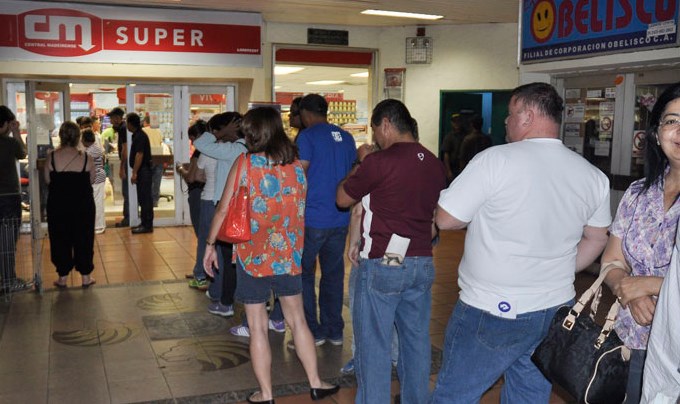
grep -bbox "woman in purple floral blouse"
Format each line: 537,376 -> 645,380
601,81 -> 680,404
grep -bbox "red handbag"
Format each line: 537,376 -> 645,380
217,155 -> 251,243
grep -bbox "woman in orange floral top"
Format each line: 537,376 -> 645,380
203,107 -> 339,404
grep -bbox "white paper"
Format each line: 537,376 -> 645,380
385,234 -> 410,260
565,104 -> 585,123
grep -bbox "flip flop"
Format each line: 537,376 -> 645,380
53,280 -> 67,289
82,279 -> 96,288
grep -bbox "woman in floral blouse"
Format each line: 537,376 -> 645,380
601,82 -> 680,404
203,107 -> 339,404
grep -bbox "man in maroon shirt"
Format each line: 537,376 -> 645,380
336,99 -> 446,404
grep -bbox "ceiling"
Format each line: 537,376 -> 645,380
42,0 -> 519,26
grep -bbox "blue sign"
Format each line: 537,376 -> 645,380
521,0 -> 679,63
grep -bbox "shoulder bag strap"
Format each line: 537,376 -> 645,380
562,264 -> 618,330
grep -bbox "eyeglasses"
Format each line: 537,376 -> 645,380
659,118 -> 680,130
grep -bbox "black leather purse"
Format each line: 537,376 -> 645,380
531,269 -> 630,404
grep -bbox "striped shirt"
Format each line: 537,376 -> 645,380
85,143 -> 107,184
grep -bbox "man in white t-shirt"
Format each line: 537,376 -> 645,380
431,82 -> 612,403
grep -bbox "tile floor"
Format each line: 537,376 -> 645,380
0,226 -> 580,403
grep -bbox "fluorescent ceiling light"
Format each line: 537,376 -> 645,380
306,80 -> 345,85
275,66 -> 305,75
274,86 -> 282,90
350,72 -> 369,78
361,9 -> 443,20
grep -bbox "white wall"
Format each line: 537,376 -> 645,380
377,24 -> 519,152
266,22 -> 520,153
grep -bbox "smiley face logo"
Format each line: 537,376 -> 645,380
531,0 -> 556,43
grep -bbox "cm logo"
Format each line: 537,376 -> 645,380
18,9 -> 102,57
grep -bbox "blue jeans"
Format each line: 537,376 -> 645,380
194,199 -> 217,280
151,163 -> 163,206
430,300 -> 567,404
354,257 -> 435,404
348,264 -> 399,362
187,186 -> 202,237
624,349 -> 646,404
301,226 -> 347,340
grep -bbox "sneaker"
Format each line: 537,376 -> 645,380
287,337 -> 326,350
230,324 -> 250,337
340,358 -> 355,374
328,338 -> 343,346
207,302 -> 234,317
188,278 -> 208,290
268,319 -> 285,333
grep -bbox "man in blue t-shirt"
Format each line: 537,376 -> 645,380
295,94 -> 356,345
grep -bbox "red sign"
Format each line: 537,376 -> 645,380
103,20 -> 260,54
0,1 -> 262,66
190,94 -> 226,105
17,9 -> 102,56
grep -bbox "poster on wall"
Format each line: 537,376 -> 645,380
0,0 -> 262,66
520,0 -> 679,63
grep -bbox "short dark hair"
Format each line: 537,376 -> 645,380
59,121 -> 81,148
241,107 -> 297,165
290,97 -> 303,116
81,128 -> 96,144
143,114 -> 151,125
299,94 -> 328,117
107,107 -> 125,117
511,82 -> 564,124
0,105 -> 16,127
188,120 -> 207,139
207,112 -> 243,138
126,112 -> 141,129
470,114 -> 483,131
79,116 -> 93,128
643,81 -> 680,192
371,99 -> 417,135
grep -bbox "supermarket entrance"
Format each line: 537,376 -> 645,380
6,81 -> 236,232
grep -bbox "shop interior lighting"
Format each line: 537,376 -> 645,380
350,72 -> 369,78
274,86 -> 282,90
361,9 -> 443,20
305,80 -> 345,85
274,66 -> 305,75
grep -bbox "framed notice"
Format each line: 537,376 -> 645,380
384,68 -> 405,101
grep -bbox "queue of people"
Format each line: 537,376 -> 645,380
2,80 -> 680,403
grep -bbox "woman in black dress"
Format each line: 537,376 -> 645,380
45,121 -> 96,288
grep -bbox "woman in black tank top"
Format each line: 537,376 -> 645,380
45,122 -> 96,289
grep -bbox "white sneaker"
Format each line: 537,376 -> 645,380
230,324 -> 250,337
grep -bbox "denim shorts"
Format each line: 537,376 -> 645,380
234,260 -> 302,304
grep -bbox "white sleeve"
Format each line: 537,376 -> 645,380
438,152 -> 494,223
587,176 -> 612,228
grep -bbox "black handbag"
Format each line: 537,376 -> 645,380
531,269 -> 630,404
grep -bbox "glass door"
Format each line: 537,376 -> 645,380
25,81 -> 70,235
173,86 -> 235,225
22,81 -> 70,289
126,85 -> 180,227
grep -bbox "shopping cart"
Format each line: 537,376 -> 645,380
1,217 -> 36,301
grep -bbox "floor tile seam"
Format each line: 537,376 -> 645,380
115,239 -> 144,282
